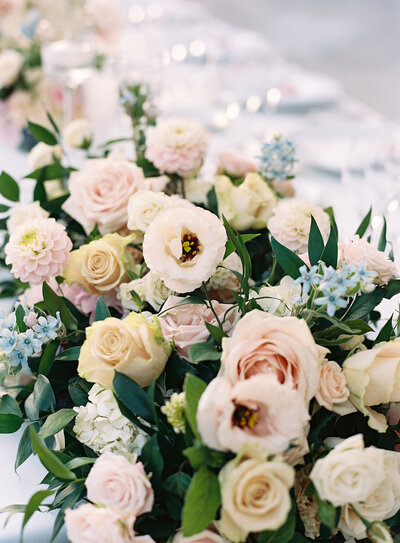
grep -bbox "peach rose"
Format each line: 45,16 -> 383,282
219,310 -> 325,402
85,451 -> 153,516
316,360 -> 353,415
197,375 -> 309,455
339,235 -> 397,285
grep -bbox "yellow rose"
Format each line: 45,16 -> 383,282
78,313 -> 172,388
343,339 -> 400,432
214,173 -> 278,231
64,233 -> 135,294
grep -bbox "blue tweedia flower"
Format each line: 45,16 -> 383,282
33,314 -> 61,342
321,265 -> 358,296
17,329 -> 43,356
258,135 -> 297,182
350,260 -> 377,283
8,347 -> 28,368
295,265 -> 321,295
0,312 -> 16,332
0,329 -> 18,355
315,290 -> 348,316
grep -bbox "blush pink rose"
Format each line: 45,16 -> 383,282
197,375 -> 309,455
85,451 -> 153,516
159,295 -> 238,361
216,151 -> 257,178
172,527 -> 229,543
219,309 -> 324,402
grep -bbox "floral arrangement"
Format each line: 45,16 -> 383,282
1,96 -> 400,543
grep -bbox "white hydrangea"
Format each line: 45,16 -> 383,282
118,270 -> 172,312
73,384 -> 147,455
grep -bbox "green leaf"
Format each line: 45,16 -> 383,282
323,206 -> 338,237
130,289 -> 142,312
45,109 -> 60,135
378,217 -> 387,252
55,346 -> 81,361
164,472 -> 192,498
315,494 -> 340,532
94,297 -> 111,321
375,315 -> 394,344
183,445 -> 228,470
113,371 -> 154,423
320,226 -> 338,268
65,457 -> 96,470
0,171 -> 20,201
20,489 -> 55,540
256,503 -> 296,543
25,164 -> 69,181
0,395 -> 23,433
29,426 -> 76,481
126,268 -> 139,280
38,340 -> 59,376
189,343 -> 221,363
38,409 -> 76,440
224,233 -> 260,259
346,288 -> 385,320
308,216 -> 325,266
68,378 -> 91,406
355,206 -> 372,237
42,282 -> 78,330
385,279 -> 400,299
0,203 -> 9,212
184,374 -> 207,439
140,435 -> 164,486
182,466 -> 221,537
28,121 -> 58,145
15,304 -> 27,333
31,374 -> 56,413
271,236 -> 305,279
204,320 -> 227,345
15,425 -> 33,471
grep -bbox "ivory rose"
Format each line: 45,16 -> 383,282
142,206 -> 227,293
119,271 -> 172,312
85,451 -> 153,515
159,296 -> 238,361
310,434 -> 385,507
27,142 -> 62,171
63,118 -> 92,149
218,453 -> 294,542
339,235 -> 397,285
65,504 -> 135,543
64,233 -> 135,295
197,375 -> 309,454
172,527 -> 229,543
343,339 -> 400,432
219,309 -> 324,402
216,151 -> 256,178
316,360 -> 353,415
78,313 -> 172,388
214,173 -> 278,231
62,152 -> 148,234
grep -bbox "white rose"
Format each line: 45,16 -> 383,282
27,142 -> 62,171
0,49 -> 24,88
250,275 -> 302,316
310,434 -> 386,507
7,202 -> 49,235
128,191 -> 194,232
63,118 -> 92,149
118,271 -> 172,312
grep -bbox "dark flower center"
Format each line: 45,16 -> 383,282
180,234 -> 200,262
232,403 -> 259,429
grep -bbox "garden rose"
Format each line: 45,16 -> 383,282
214,173 -> 278,231
142,206 -> 227,293
219,310 -> 324,402
216,151 -> 256,178
316,360 -> 353,414
343,339 -> 400,432
249,276 -> 302,316
6,202 -> 49,235
197,375 -> 309,454
85,451 -> 153,515
218,453 -> 294,542
63,118 -> 92,149
0,50 -> 24,89
78,313 -> 171,388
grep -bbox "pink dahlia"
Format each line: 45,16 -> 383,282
5,217 -> 72,284
145,118 -> 209,178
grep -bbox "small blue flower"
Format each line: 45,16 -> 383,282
17,329 -> 43,356
33,314 -> 61,342
321,266 -> 358,296
0,329 -> 18,354
315,290 -> 348,316
8,348 -> 28,368
258,135 -> 297,182
0,312 -> 16,332
350,261 -> 377,283
295,265 -> 321,294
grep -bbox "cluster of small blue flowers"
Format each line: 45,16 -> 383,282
0,307 -> 62,372
296,261 -> 377,316
258,135 -> 297,182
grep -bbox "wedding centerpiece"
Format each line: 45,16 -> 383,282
0,93 -> 400,543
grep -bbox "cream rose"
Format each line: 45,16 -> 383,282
197,375 -> 309,454
316,360 -> 353,415
27,142 -> 62,171
218,454 -> 294,542
343,339 -> 400,432
216,151 -> 257,178
172,527 -> 229,543
250,276 -> 302,316
215,173 -> 278,231
78,313 -> 172,388
85,451 -> 153,515
340,235 -> 397,285
119,271 -> 172,312
143,206 -> 227,293
63,118 -> 92,149
310,434 -> 385,507
219,309 -> 324,402
0,49 -> 24,89
64,233 -> 134,295
6,202 -> 49,235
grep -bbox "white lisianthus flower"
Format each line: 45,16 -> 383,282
143,206 -> 227,293
250,275 -> 302,316
62,118 -> 92,149
6,202 -> 49,235
268,198 -> 331,254
27,142 -> 62,171
118,271 -> 172,312
0,50 -> 24,89
73,384 -> 148,455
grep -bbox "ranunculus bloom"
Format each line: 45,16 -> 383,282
65,504 -> 135,543
216,151 -> 257,179
172,527 -> 229,543
249,275 -> 302,316
268,198 -> 331,254
78,313 -> 171,388
0,49 -> 24,89
85,451 -> 153,515
62,152 -> 148,234
218,453 -> 294,542
197,375 -> 309,454
310,434 -> 385,507
219,310 -> 324,402
63,118 -> 92,149
64,233 -> 135,295
159,295 -> 238,361
316,360 -> 353,415
339,235 -> 397,285
142,206 -> 227,293
215,173 -> 278,231
7,202 -> 49,235
5,217 -> 72,284
145,118 -> 209,178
